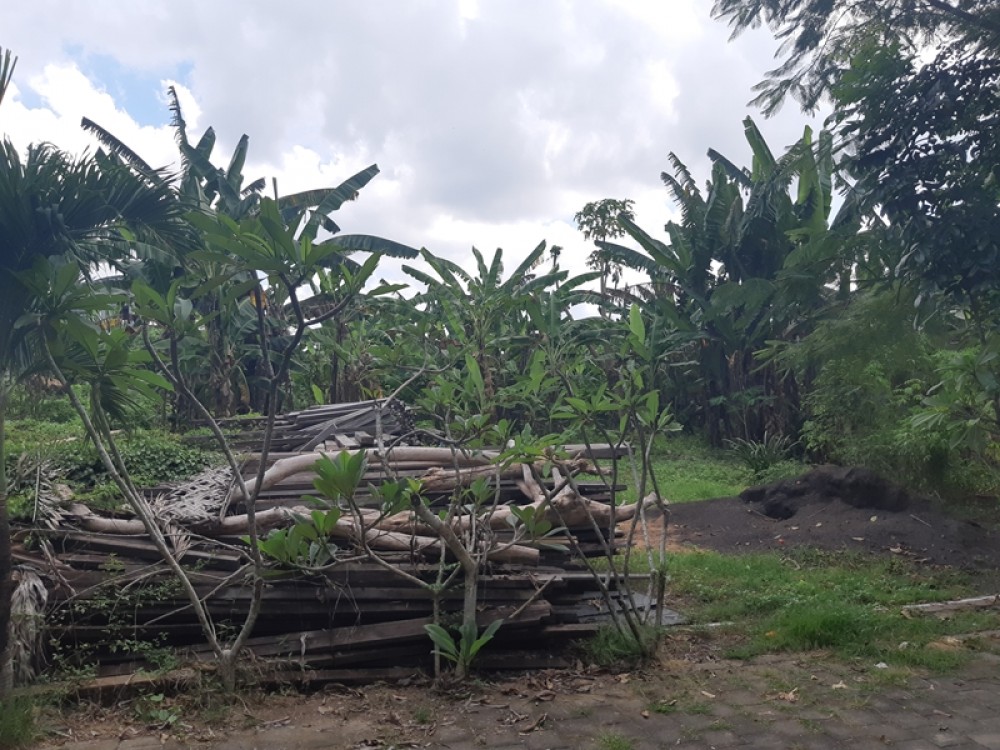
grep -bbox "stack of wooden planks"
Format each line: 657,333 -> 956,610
10,438 -> 678,687
182,399 -> 415,452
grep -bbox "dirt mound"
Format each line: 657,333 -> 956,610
666,466 -> 1000,570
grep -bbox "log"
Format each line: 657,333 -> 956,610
213,504 -> 541,565
232,447 -> 502,502
901,594 -> 1000,614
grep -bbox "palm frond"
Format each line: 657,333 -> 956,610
80,117 -> 157,178
319,234 -> 419,259
167,86 -> 189,151
0,47 -> 18,112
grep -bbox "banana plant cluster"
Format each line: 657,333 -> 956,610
602,116 -> 861,444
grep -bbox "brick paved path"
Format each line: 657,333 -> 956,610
42,653 -> 1000,750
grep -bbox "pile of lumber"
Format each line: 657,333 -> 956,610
10,441 -> 675,687
183,399 -> 415,452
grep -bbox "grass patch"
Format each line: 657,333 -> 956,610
584,623 -> 660,667
588,433 -> 807,505
647,548 -> 995,669
0,696 -> 37,749
596,731 -> 634,750
595,434 -> 774,505
649,435 -> 754,502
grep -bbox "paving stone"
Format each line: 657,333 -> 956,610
890,709 -> 941,729
119,739 -> 175,750
938,717 -> 994,735
893,741 -> 945,750
867,722 -> 920,743
523,731 -> 576,750
951,703 -> 1000,721
833,708 -> 883,727
969,733 -> 1000,750
34,657 -> 1000,750
931,731 -> 968,747
768,719 -> 809,738
707,703 -> 741,719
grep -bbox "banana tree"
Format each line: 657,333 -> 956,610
402,243 -> 564,421
82,91 -> 417,415
606,116 -> 862,443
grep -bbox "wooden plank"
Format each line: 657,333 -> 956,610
49,531 -> 243,571
901,594 -> 1000,614
332,433 -> 361,449
262,667 -> 421,685
561,443 -> 630,460
189,603 -> 551,661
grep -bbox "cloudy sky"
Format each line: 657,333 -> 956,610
2,0 -> 824,285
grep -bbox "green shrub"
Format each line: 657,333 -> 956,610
5,382 -> 83,423
726,431 -> 798,479
51,429 -> 216,487
0,696 -> 37,748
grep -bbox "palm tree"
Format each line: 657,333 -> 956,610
0,48 -> 188,692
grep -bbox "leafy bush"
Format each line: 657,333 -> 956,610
726,431 -> 798,479
785,290 -> 967,492
51,429 -> 216,488
4,382 -> 84,423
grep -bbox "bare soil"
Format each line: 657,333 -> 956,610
664,465 -> 1000,571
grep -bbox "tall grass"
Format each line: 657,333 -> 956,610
0,696 -> 37,748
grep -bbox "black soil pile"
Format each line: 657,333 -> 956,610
667,465 -> 1000,570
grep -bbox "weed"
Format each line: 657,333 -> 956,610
134,693 -> 180,729
726,432 -> 798,479
48,575 -> 184,679
0,696 -> 37,748
762,603 -> 875,651
685,701 -> 712,715
859,666 -> 912,693
413,706 -> 432,725
649,699 -> 677,714
800,718 -> 823,733
585,623 -> 660,667
596,731 -> 634,750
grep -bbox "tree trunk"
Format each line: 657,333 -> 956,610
0,384 -> 14,697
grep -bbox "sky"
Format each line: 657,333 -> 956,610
1,0 -> 825,287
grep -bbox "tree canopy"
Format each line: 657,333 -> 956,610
712,0 -> 1000,113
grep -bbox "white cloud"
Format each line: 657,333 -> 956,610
0,0 -> 828,288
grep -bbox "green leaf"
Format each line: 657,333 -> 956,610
464,354 -> 485,395
628,304 -> 646,345
424,624 -> 460,663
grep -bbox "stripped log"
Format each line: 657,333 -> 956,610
901,594 -> 1000,615
231,447 -> 503,502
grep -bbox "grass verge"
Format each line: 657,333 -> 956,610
660,548 -> 997,669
